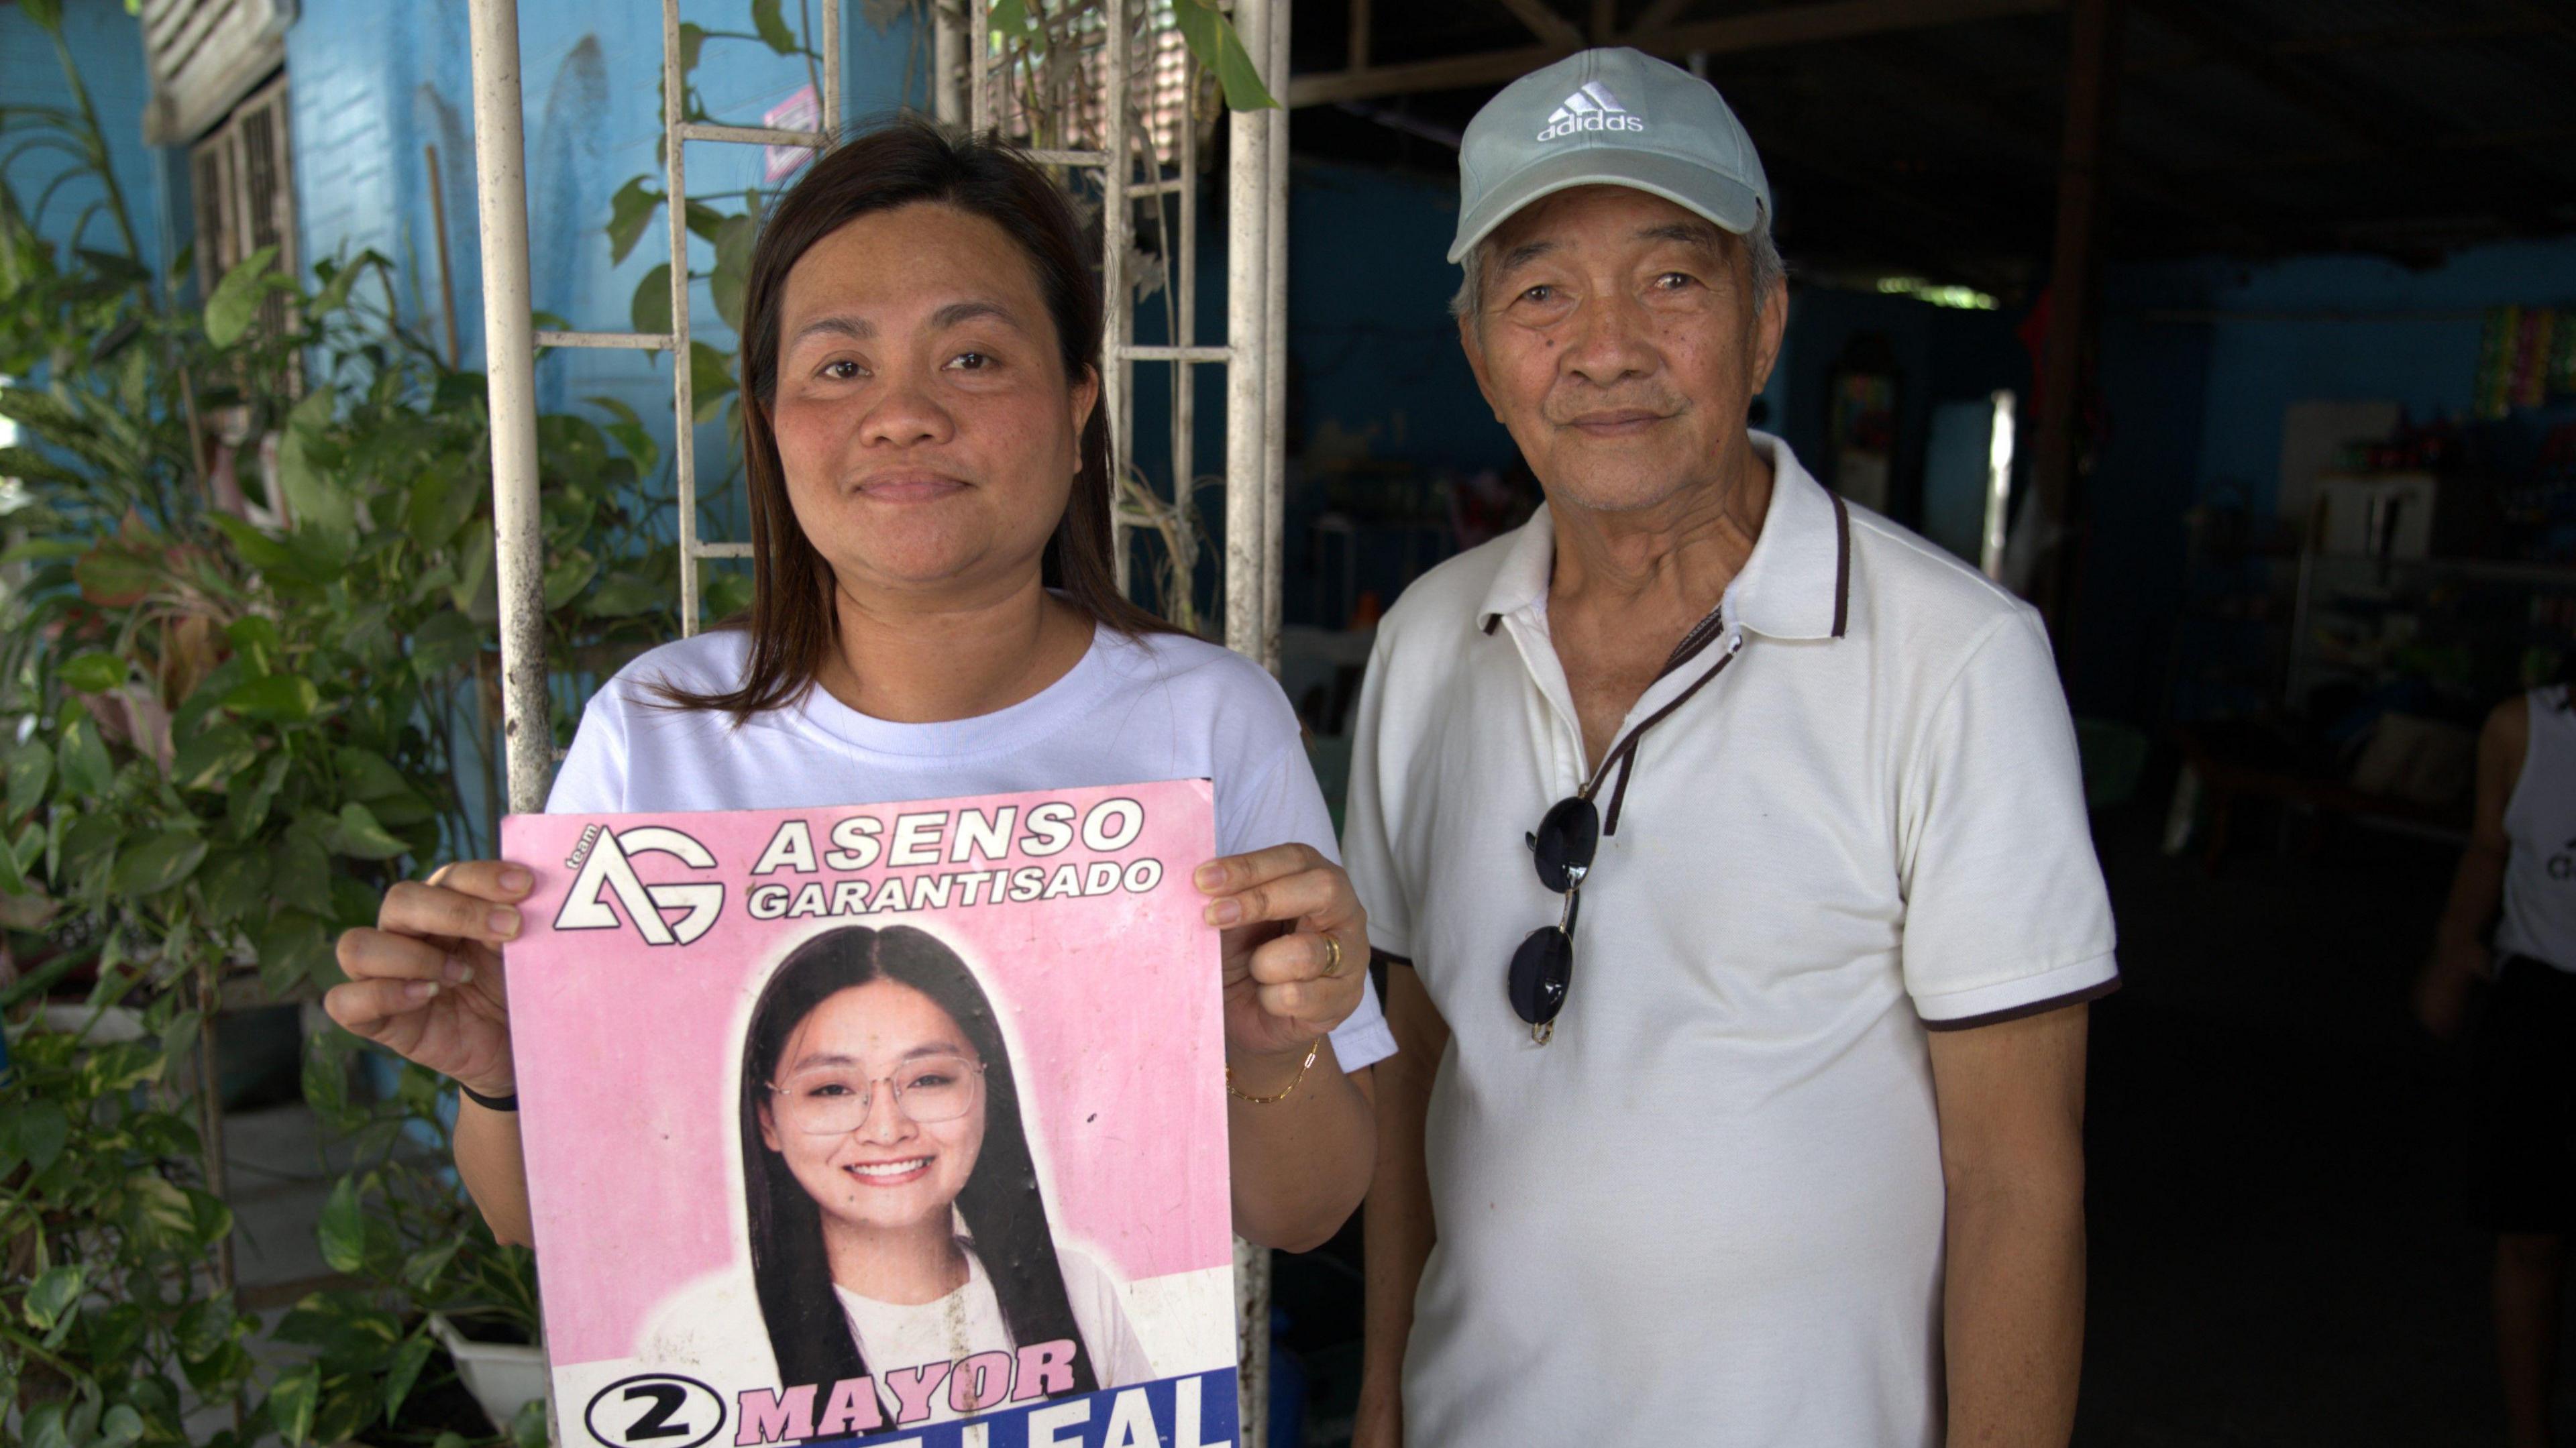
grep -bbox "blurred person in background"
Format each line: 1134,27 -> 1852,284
2418,675 -> 2576,1448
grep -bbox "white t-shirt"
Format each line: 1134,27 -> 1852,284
1342,434 -> 2117,1447
639,1238 -> 1152,1418
545,624 -> 1393,1070
2498,683 -> 2576,972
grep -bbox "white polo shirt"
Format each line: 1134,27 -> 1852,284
1342,433 -> 2116,1446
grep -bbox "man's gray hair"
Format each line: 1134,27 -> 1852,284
1450,212 -> 1785,325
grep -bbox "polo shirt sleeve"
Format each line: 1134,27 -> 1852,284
1338,636 -> 1415,966
1896,609 -> 2118,1027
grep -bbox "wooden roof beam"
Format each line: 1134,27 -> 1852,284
2127,16 -> 2550,72
1631,0 -> 1701,32
2175,125 -> 2576,175
1829,38 -> 2306,253
2127,0 -> 2411,150
1494,0 -> 1587,52
2499,0 -> 2576,45
2133,0 -> 2567,235
1285,0 -> 2066,108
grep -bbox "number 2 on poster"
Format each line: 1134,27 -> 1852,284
586,1374 -> 727,1448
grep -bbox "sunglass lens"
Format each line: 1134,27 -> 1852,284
1529,796 -> 1601,893
1508,926 -> 1574,1026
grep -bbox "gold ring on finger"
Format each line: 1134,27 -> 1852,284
1321,934 -> 1344,978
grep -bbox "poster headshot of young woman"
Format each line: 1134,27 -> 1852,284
500,782 -> 1240,1448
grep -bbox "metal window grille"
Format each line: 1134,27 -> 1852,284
187,74 -> 297,338
189,72 -> 303,445
188,74 -> 303,533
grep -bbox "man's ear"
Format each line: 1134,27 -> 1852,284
1748,279 -> 1788,398
1458,313 -> 1505,423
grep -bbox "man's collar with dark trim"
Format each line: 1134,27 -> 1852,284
1474,432 -> 1854,641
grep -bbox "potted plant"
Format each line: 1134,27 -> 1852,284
272,1029 -> 547,1447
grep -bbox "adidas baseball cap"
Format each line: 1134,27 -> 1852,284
1449,47 -> 1772,264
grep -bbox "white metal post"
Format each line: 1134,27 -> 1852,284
1102,0 -> 1130,587
1222,11 -> 1278,1439
1222,0 -> 1269,665
820,0 -> 841,134
969,0 -> 991,131
664,0 -> 700,633
1260,0 -> 1289,671
1171,49 -> 1199,602
465,0 -> 552,814
933,2 -> 966,124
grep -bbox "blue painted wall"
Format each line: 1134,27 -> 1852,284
2175,239 -> 2576,510
2067,260 -> 2224,722
1281,160 -> 1513,470
2069,239 -> 2576,722
2,0 -> 168,282
286,0 -> 924,530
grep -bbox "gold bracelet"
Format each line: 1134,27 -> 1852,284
1226,1038 -> 1324,1105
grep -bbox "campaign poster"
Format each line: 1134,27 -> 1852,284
498,782 -> 1239,1448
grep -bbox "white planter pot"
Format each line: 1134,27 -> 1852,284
429,1313 -> 549,1434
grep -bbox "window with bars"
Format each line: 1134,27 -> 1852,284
190,75 -> 296,341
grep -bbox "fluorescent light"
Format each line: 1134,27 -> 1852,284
1874,276 -> 2000,311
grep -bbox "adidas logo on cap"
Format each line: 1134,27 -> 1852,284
1539,82 -> 1646,141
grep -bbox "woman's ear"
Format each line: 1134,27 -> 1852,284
1069,364 -> 1101,449
757,1099 -> 783,1154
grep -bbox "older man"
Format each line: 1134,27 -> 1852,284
1344,48 -> 2117,1447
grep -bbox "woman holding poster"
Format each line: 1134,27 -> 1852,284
326,117 -> 1389,1285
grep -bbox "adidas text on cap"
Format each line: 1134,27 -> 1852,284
1450,48 -> 1772,265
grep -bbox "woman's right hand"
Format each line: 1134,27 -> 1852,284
325,861 -> 531,1100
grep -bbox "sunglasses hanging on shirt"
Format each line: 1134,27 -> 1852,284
1512,611 -> 1744,1044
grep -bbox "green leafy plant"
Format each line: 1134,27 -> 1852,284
258,1030 -> 544,1448
0,989 -> 262,1448
0,9 -> 698,1445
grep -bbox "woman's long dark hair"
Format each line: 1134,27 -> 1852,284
738,924 -> 1097,1396
664,117 -> 1177,720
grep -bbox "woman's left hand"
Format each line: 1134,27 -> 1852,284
1196,844 -> 1368,1064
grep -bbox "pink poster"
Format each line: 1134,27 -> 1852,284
500,782 -> 1239,1448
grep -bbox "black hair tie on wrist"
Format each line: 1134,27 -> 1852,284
460,1082 -> 519,1113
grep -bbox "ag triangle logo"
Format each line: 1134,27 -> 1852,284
555,823 -> 726,945
1540,82 -> 1645,141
